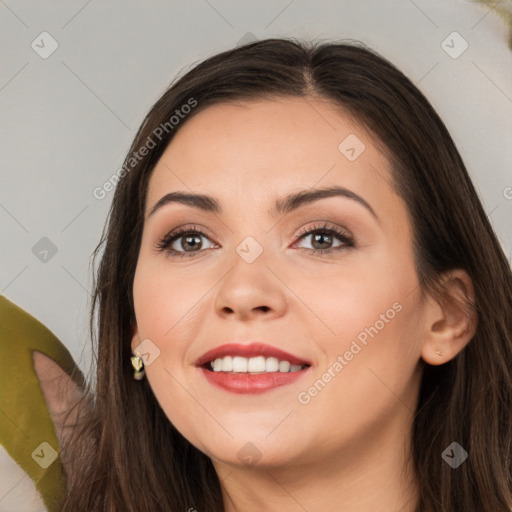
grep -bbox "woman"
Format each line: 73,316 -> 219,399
59,38 -> 512,511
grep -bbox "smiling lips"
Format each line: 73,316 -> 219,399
196,342 -> 312,394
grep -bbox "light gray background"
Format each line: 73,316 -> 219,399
1,0 -> 511,376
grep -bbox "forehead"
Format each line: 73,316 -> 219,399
146,97 -> 397,216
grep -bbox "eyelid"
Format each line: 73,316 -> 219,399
156,221 -> 355,257
291,222 -> 355,252
293,222 -> 353,242
155,224 -> 215,253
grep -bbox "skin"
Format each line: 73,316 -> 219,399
130,96 -> 476,511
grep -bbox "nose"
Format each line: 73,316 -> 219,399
214,250 -> 288,322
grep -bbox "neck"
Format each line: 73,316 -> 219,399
214,410 -> 419,512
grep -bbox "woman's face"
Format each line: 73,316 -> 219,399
131,97 -> 428,471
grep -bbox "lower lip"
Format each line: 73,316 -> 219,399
200,367 -> 309,394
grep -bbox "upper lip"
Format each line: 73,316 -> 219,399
195,342 -> 312,367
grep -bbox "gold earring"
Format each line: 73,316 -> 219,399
131,355 -> 145,380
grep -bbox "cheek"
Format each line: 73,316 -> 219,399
132,262 -> 208,443
294,250 -> 416,344
294,296 -> 423,447
132,258 -> 208,341
297,249 -> 422,401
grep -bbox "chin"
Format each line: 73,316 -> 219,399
204,436 -> 304,470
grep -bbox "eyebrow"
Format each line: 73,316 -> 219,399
148,185 -> 378,221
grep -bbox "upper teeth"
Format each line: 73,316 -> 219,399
210,356 -> 305,373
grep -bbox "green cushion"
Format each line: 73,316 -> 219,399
0,295 -> 84,512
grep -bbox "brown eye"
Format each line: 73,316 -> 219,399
157,226 -> 215,257
177,234 -> 203,252
295,223 -> 354,255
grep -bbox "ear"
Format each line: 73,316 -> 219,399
130,319 -> 141,354
420,269 -> 478,365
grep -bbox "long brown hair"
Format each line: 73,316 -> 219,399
60,38 -> 512,511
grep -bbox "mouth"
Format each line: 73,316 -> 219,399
196,342 -> 312,394
202,356 -> 310,374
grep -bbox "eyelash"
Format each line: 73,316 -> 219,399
156,223 -> 355,259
